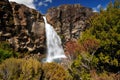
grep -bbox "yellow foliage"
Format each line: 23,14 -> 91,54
0,58 -> 71,80
0,58 -> 42,80
42,63 -> 70,80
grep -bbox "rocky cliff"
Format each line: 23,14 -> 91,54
0,0 -> 45,54
0,0 -> 14,39
46,4 -> 93,43
0,0 -> 94,54
10,2 -> 45,53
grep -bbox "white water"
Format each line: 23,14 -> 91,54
43,16 -> 66,62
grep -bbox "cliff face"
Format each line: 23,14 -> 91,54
0,0 -> 46,54
0,0 -> 94,54
0,0 -> 14,38
46,4 -> 93,43
9,2 -> 45,53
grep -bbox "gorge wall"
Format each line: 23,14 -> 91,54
0,0 -> 94,54
0,0 -> 45,54
9,2 -> 45,53
46,4 -> 93,43
0,0 -> 14,38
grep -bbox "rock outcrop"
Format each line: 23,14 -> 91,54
46,4 -> 93,43
9,2 -> 45,53
0,0 -> 45,54
0,0 -> 94,54
0,0 -> 14,40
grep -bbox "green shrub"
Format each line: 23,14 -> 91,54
79,0 -> 120,72
69,1 -> 120,79
0,42 -> 18,62
69,53 -> 93,80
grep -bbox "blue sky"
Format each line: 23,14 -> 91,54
9,0 -> 114,14
35,0 -> 114,14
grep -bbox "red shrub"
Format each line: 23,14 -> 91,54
82,39 -> 99,53
65,40 -> 83,59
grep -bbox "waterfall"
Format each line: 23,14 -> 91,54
43,16 -> 66,62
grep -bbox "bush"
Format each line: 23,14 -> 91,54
0,58 -> 71,80
42,63 -> 71,80
0,42 -> 18,62
0,58 -> 42,80
68,1 -> 120,79
79,0 -> 120,72
68,51 -> 97,80
65,40 -> 83,60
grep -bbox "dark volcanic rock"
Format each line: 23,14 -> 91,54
0,1 -> 46,54
46,4 -> 93,43
9,2 -> 45,53
0,0 -> 14,39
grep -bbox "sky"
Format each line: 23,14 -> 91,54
9,0 -> 114,14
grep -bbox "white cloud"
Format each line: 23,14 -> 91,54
9,0 -> 36,9
38,0 -> 52,7
38,2 -> 43,6
44,0 -> 52,3
92,4 -> 101,12
92,4 -> 107,12
38,2 -> 48,6
92,8 -> 98,12
97,4 -> 101,9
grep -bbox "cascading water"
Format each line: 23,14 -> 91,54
43,16 -> 66,62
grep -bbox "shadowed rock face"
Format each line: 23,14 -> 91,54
46,4 -> 93,43
0,0 -> 14,38
0,1 -> 46,54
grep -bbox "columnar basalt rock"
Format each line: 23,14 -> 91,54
46,4 -> 93,43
